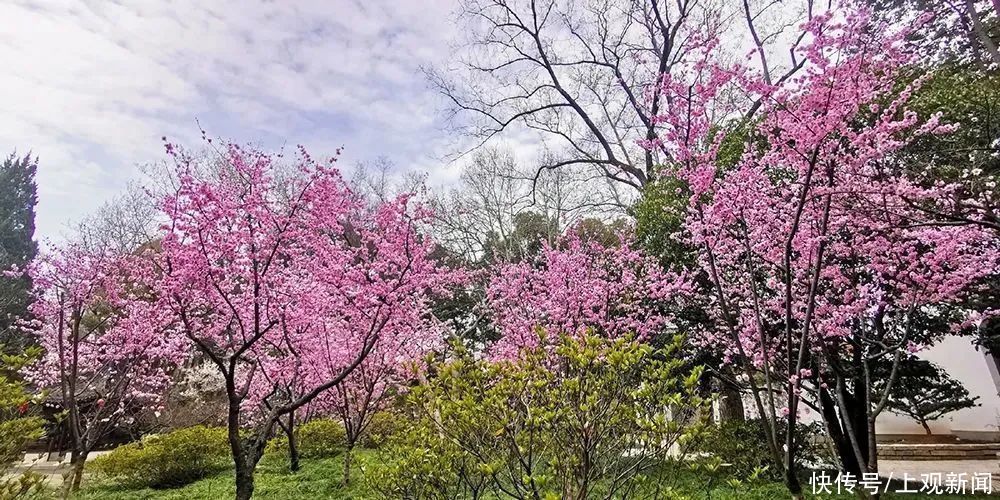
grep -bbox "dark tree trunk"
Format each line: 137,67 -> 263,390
70,451 -> 87,490
227,377 -> 258,500
231,435 -> 268,500
866,417 -> 879,477
850,358 -> 872,470
235,457 -> 255,500
921,421 -> 932,435
785,420 -> 802,499
232,436 -> 270,500
820,387 -> 863,476
718,385 -> 746,422
285,411 -> 300,472
846,392 -> 869,474
819,357 -> 874,480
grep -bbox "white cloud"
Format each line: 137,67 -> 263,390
0,0 -> 465,240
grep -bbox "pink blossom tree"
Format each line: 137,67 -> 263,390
245,197 -> 455,482
641,5 -> 1000,496
21,244 -> 183,493
310,313 -> 441,485
486,230 -> 690,359
142,141 -> 455,500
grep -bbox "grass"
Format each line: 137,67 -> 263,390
74,453 -> 993,499
74,451 -> 375,500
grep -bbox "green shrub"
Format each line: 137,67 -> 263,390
299,418 -> 346,458
358,411 -> 400,449
0,470 -> 45,500
0,417 -> 43,470
691,419 -> 826,481
365,421 -> 486,500
368,332 -> 708,498
0,349 -> 47,500
265,418 -> 346,460
89,426 -> 229,489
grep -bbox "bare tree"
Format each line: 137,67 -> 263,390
961,0 -> 1000,65
430,147 -> 531,262
429,146 -> 612,264
430,0 -> 814,192
349,156 -> 427,206
871,0 -> 1000,68
75,183 -> 159,254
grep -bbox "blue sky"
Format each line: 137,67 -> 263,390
0,0 -> 481,240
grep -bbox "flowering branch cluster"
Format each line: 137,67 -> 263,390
487,230 -> 690,359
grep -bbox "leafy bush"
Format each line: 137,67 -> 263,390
691,419 -> 827,481
0,415 -> 43,470
0,349 -> 46,500
0,471 -> 46,500
298,418 -> 346,458
365,423 -> 486,500
0,349 -> 44,467
89,426 -> 229,489
265,418 -> 347,460
358,411 -> 400,449
368,332 -> 708,499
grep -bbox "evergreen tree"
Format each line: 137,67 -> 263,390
876,356 -> 981,435
0,153 -> 38,350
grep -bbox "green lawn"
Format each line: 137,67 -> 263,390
75,453 -> 372,500
74,454 -> 992,499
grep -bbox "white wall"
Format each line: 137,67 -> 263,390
876,335 -> 1000,439
736,336 -> 1000,439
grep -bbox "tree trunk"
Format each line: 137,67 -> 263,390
921,421 -> 932,435
285,412 -> 300,472
820,387 -> 862,476
848,353 -> 872,470
718,385 -> 745,422
227,377 -> 256,500
785,422 -> 802,500
71,452 -> 87,490
235,457 -> 256,500
61,448 -> 88,497
866,417 -> 879,477
342,445 -> 352,486
60,315 -> 86,498
232,437 -> 269,500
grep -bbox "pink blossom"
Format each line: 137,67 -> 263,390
486,229 -> 690,358
142,140 -> 462,439
636,4 -> 998,430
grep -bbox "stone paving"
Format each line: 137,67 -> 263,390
878,459 -> 1000,494
879,459 -> 999,479
6,451 -> 111,489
